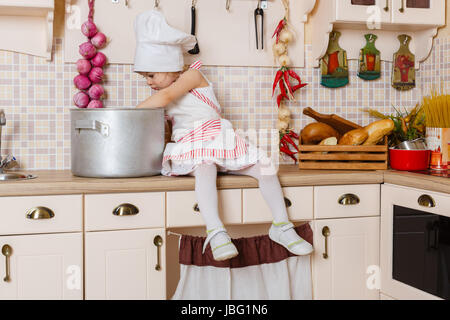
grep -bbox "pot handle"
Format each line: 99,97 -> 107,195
75,120 -> 109,137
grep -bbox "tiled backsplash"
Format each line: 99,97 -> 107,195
0,37 -> 448,170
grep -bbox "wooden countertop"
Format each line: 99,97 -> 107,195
0,166 -> 447,196
0,165 -> 383,196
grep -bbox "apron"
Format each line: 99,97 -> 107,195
161,60 -> 263,176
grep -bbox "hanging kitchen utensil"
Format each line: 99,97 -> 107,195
188,0 -> 200,55
320,31 -> 349,88
392,34 -> 415,91
226,0 -> 230,11
358,34 -> 381,81
254,0 -> 264,50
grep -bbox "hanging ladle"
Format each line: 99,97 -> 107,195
188,0 -> 200,54
254,0 -> 264,50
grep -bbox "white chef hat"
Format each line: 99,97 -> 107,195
134,10 -> 196,73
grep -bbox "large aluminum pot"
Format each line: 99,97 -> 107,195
71,108 -> 164,178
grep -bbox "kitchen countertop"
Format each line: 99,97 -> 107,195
0,166 -> 447,196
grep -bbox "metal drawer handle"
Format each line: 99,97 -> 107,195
2,244 -> 12,282
418,195 -> 436,208
193,203 -> 200,213
399,0 -> 405,12
112,203 -> 139,216
322,226 -> 330,259
284,197 -> 292,208
153,235 -> 163,271
384,0 -> 389,11
338,193 -> 360,205
26,207 -> 55,220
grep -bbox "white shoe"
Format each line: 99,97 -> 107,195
203,226 -> 239,261
269,222 -> 314,256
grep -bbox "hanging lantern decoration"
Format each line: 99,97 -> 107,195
73,0 -> 108,108
272,0 -> 307,163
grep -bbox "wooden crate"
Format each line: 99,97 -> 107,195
298,137 -> 388,170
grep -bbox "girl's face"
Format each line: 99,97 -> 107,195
140,72 -> 180,91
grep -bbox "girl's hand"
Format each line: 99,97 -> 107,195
136,69 -> 205,109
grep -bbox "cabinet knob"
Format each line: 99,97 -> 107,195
418,194 -> 436,208
26,207 -> 55,220
112,203 -> 139,216
384,0 -> 389,11
338,193 -> 360,206
284,197 -> 292,208
193,203 -> 200,213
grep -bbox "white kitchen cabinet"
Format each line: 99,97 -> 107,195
391,0 -> 445,25
335,0 -> 391,24
312,217 -> 380,300
85,228 -> 166,300
0,232 -> 83,300
243,187 -> 313,224
310,0 -> 445,68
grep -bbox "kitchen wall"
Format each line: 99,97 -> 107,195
0,1 -> 448,170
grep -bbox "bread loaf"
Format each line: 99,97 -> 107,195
362,119 -> 394,145
313,137 -> 338,154
301,122 -> 339,145
338,128 -> 368,145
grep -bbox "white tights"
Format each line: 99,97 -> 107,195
188,162 -> 290,230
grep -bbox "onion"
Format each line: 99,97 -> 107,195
91,52 -> 107,67
76,59 -> 92,75
73,75 -> 91,90
91,32 -> 107,48
87,100 -> 103,109
88,67 -> 104,83
279,29 -> 294,44
79,42 -> 97,59
81,20 -> 98,38
278,54 -> 291,67
88,84 -> 105,100
73,91 -> 90,108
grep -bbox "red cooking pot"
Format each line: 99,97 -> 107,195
389,148 -> 431,171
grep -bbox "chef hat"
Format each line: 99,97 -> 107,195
134,10 -> 197,73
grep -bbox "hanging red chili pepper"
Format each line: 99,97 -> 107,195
281,134 -> 299,152
272,70 -> 283,97
278,79 -> 289,100
276,94 -> 283,108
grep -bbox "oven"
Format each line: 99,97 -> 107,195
381,183 -> 450,300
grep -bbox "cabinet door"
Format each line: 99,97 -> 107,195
391,0 -> 445,25
0,233 -> 83,300
85,229 -> 166,300
312,217 -> 380,300
335,0 -> 391,23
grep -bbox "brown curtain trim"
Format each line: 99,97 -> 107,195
179,223 -> 313,269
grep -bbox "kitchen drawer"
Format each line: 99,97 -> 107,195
166,189 -> 241,227
243,187 -> 313,224
314,184 -> 380,219
0,195 -> 82,235
85,192 -> 165,231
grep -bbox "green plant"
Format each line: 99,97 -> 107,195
362,104 -> 426,147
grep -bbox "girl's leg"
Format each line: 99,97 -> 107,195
228,162 -> 313,255
188,163 -> 238,260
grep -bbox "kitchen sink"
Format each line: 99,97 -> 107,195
0,172 -> 36,181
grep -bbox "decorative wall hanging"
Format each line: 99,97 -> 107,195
392,34 -> 415,91
320,31 -> 349,88
73,0 -> 108,108
272,0 -> 308,163
358,34 -> 381,81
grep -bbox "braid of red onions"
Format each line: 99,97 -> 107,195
73,0 -> 108,108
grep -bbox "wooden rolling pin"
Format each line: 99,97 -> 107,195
303,107 -> 361,136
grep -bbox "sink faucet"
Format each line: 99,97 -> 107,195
0,110 -> 18,173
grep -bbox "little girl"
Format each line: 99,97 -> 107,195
134,10 -> 313,261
